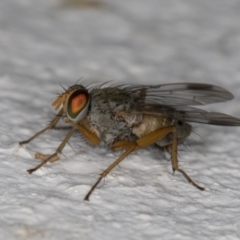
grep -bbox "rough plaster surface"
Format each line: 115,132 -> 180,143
1,0 -> 240,239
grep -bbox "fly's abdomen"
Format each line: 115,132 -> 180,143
132,115 -> 192,147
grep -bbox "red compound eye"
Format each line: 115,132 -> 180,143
67,89 -> 89,120
71,94 -> 86,114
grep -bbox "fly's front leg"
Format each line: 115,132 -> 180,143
27,126 -> 76,174
34,152 -> 60,163
171,128 -> 204,191
19,108 -> 64,145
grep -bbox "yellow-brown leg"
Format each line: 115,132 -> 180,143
75,124 -> 100,146
171,128 -> 204,191
85,126 -> 204,200
85,126 -> 180,201
27,126 -> 76,174
27,122 -> 100,172
19,108 -> 64,145
111,140 -> 138,151
136,126 -> 204,190
34,152 -> 60,163
84,142 -> 137,201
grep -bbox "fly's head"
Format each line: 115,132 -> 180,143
52,85 -> 90,123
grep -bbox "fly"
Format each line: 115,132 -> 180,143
19,82 -> 240,200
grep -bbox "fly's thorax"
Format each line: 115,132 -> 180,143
86,111 -> 133,145
113,112 -> 143,126
84,87 -> 145,145
89,87 -> 143,114
79,116 -> 101,138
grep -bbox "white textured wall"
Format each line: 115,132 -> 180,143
1,0 -> 240,239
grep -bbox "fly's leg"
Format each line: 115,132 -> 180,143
19,108 -> 64,145
34,153 -> 60,163
136,126 -> 204,190
111,140 -> 138,151
85,126 -> 180,201
84,143 -> 137,201
75,124 -> 100,146
27,126 -> 76,174
85,126 -> 204,200
171,128 -> 204,191
52,126 -> 72,130
29,124 -> 100,173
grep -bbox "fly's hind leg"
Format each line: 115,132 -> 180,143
170,128 -> 204,191
132,125 -> 204,191
19,108 -> 64,145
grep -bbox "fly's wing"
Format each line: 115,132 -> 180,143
139,105 -> 240,126
124,83 -> 234,106
90,82 -> 240,126
184,109 -> 240,126
115,83 -> 240,126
